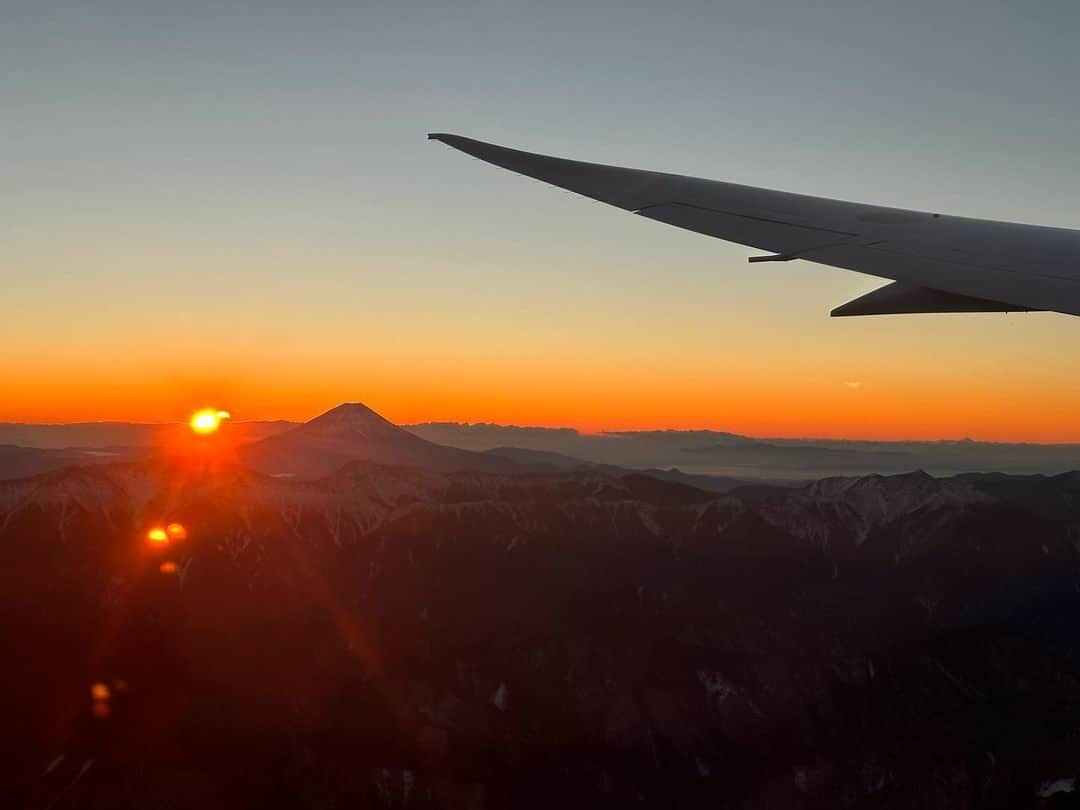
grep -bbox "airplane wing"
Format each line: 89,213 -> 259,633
428,133 -> 1080,317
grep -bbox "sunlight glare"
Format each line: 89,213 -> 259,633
190,408 -> 230,435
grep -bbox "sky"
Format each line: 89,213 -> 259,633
3,0 -> 1079,440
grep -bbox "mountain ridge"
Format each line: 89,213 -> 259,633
6,412 -> 1080,478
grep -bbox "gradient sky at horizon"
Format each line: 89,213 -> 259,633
3,1 -> 1080,440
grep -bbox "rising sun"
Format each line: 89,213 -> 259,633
189,408 -> 231,435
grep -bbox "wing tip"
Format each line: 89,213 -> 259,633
427,132 -> 468,147
428,132 -> 499,159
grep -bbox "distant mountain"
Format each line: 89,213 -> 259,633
407,422 -> 790,474
640,466 -> 782,493
241,403 -> 521,479
4,460 -> 1080,807
0,443 -> 149,481
683,438 -> 914,469
408,421 -> 1080,478
10,416 -> 1080,479
0,420 -> 296,449
483,446 -> 750,493
482,444 -> 599,469
0,407 -> 752,489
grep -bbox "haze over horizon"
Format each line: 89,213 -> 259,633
6,1 -> 1080,440
5,400 -> 1080,446
3,396 -> 1080,446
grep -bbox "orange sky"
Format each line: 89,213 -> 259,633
3,311 -> 1079,442
7,192 -> 1079,444
5,150 -> 1079,446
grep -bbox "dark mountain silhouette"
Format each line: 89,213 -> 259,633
480,446 -> 750,492
3,460 -> 1080,807
240,402 -> 521,478
0,420 -> 294,449
7,415 -> 1080,479
409,421 -> 1080,478
0,443 -> 148,480
0,407 -> 750,490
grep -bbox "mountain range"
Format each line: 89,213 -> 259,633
409,423 -> 1080,479
5,411 -> 1080,481
4,452 -> 1080,807
0,404 -> 750,493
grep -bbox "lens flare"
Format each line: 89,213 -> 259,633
159,561 -> 179,574
165,522 -> 188,541
190,408 -> 230,435
146,527 -> 168,545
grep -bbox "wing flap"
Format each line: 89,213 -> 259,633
831,281 -> 1034,317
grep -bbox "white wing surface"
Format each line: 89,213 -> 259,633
430,133 -> 1080,317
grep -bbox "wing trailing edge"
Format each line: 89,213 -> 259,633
831,282 -> 1034,317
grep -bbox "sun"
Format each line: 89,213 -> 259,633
189,408 -> 230,435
